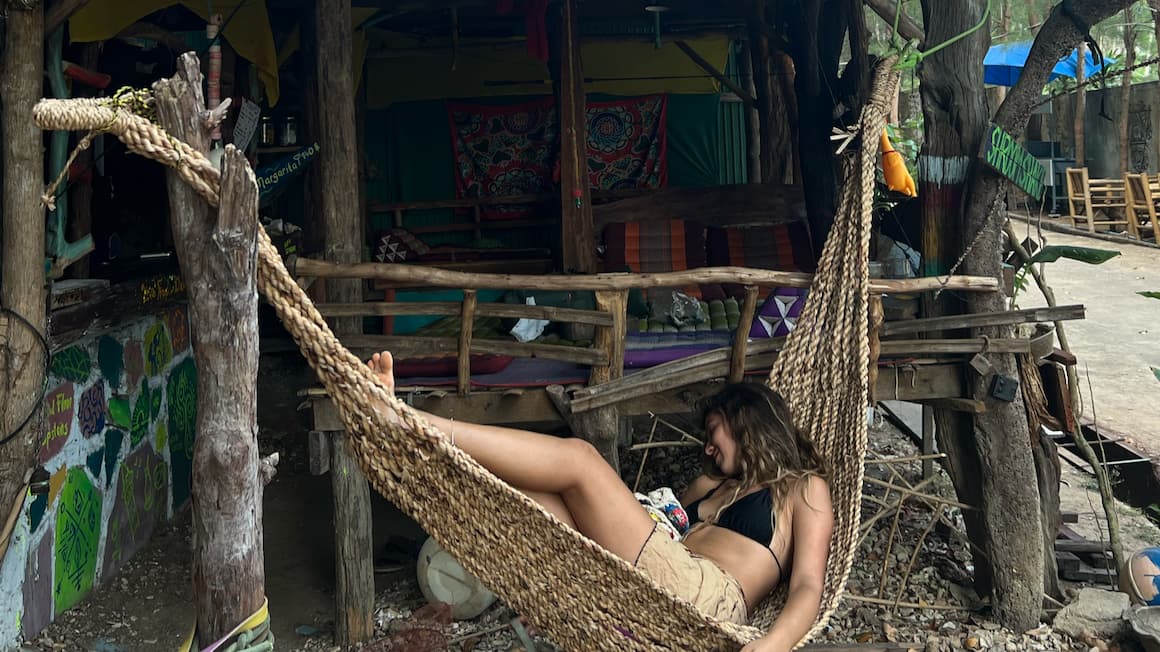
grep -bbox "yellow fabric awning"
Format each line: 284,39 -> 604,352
275,8 -> 379,94
364,34 -> 731,109
69,0 -> 281,106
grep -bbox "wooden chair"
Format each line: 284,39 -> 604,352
1065,167 -> 1137,238
1125,173 -> 1160,242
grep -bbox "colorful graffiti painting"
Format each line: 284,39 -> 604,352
143,321 -> 173,377
124,340 -> 144,390
104,429 -> 124,484
40,383 -> 74,464
102,445 -> 169,580
53,468 -> 102,614
166,305 -> 190,354
97,335 -> 124,391
130,380 -> 156,448
22,534 -> 54,640
167,357 -> 197,510
50,346 -> 90,384
78,383 -> 106,439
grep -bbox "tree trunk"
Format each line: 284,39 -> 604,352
313,0 -> 376,643
1118,7 -> 1135,175
0,1 -> 48,563
916,0 -> 997,603
1150,1 -> 1160,61
153,55 -> 265,648
996,0 -> 1011,104
791,0 -> 847,257
960,0 -> 1138,630
1075,41 -> 1086,167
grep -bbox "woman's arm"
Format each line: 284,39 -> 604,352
742,476 -> 834,652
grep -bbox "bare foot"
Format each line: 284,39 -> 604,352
367,351 -> 396,395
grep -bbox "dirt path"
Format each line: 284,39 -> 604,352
1013,219 -> 1160,455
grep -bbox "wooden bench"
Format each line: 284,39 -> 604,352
1065,167 -> 1136,237
1125,172 -> 1160,242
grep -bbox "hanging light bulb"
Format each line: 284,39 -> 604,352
644,4 -> 670,49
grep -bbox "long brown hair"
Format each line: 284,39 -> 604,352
699,382 -> 829,507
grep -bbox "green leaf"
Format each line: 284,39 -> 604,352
50,346 -> 91,383
131,381 -> 152,447
107,396 -> 131,428
1138,291 -> 1160,301
1153,367 -> 1160,384
1026,245 -> 1120,266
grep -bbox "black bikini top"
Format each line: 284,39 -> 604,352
686,482 -> 784,575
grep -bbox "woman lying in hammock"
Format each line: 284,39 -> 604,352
368,351 -> 833,652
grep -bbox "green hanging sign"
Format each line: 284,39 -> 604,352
980,123 -> 1046,200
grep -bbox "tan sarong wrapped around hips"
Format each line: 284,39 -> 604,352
634,524 -> 749,625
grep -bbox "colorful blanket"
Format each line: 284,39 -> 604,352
447,97 -> 559,219
446,95 -> 668,216
586,95 -> 667,190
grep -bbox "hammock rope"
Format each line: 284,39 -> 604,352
32,57 -> 900,651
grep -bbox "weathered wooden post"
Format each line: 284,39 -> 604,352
153,55 -> 267,647
313,0 -> 375,643
0,0 -> 49,560
558,0 -> 597,274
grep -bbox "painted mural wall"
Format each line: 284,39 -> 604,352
0,304 -> 196,648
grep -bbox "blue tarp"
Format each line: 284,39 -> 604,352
984,40 -> 1115,87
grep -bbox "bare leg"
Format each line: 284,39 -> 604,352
368,352 -> 653,561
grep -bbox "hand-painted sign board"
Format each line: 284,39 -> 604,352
255,143 -> 320,201
980,123 -> 1046,200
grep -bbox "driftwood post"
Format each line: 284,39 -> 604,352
314,0 -> 375,643
153,55 -> 266,647
0,0 -> 48,560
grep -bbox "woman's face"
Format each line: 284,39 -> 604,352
704,411 -> 741,476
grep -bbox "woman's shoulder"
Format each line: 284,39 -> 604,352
792,474 -> 833,515
680,474 -> 720,504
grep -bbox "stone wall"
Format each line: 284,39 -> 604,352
0,303 -> 196,647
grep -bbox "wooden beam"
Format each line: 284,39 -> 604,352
558,0 -> 597,273
863,0 -> 924,45
154,56 -> 265,648
457,290 -> 477,396
880,304 -> 1086,336
916,398 -> 988,413
568,331 -> 985,413
729,286 -> 760,382
590,290 -> 628,385
674,40 -> 756,107
315,0 -> 374,643
316,301 -> 614,326
301,364 -> 964,428
339,335 -> 610,367
292,257 -> 1002,294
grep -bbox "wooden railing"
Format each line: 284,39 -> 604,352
295,258 -> 1003,397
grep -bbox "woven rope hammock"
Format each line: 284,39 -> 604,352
34,58 -> 899,651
